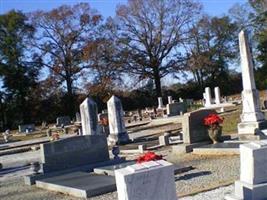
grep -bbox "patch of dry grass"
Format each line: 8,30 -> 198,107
220,107 -> 241,135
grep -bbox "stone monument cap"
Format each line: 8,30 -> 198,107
241,140 -> 267,149
126,160 -> 168,173
250,141 -> 267,148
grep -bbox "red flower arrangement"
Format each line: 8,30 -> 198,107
136,152 -> 163,164
203,114 -> 223,128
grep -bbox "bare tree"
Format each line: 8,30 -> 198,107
111,0 -> 201,97
30,3 -> 102,116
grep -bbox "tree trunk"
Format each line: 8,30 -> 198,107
153,66 -> 162,97
66,77 -> 75,117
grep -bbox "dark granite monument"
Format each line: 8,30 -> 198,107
182,109 -> 217,144
41,135 -> 109,173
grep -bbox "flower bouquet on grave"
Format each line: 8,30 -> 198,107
203,114 -> 224,144
136,151 -> 163,164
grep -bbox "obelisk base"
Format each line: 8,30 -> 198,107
225,180 -> 267,200
238,120 -> 267,134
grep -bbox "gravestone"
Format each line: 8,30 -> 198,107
94,161 -> 136,176
204,87 -> 212,107
56,116 -> 71,127
225,141 -> 267,200
36,172 -> 116,198
214,87 -> 221,105
185,99 -> 194,106
115,160 -> 177,200
238,30 -> 267,135
107,96 -> 129,145
18,124 -> 35,133
182,109 -> 217,144
158,97 -> 164,109
40,135 -> 109,173
159,132 -> 170,146
80,97 -> 98,135
167,102 -> 187,116
75,112 -> 81,122
168,96 -> 173,104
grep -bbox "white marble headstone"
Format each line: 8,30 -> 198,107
79,97 -> 98,135
75,112 -> 81,122
107,95 -> 129,144
214,87 -> 221,105
240,141 -> 267,185
226,141 -> 267,200
158,97 -> 163,109
168,96 -> 173,104
204,87 -> 212,107
115,160 -> 177,200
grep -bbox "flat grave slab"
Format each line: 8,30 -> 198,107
193,142 -> 243,155
94,161 -> 193,176
94,161 -> 135,176
36,171 -> 116,198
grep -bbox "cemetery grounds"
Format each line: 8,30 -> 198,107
0,103 -> 246,200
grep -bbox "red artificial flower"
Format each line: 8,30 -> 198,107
203,114 -> 223,126
136,152 -> 163,164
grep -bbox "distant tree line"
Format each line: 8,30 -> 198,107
0,0 -> 266,129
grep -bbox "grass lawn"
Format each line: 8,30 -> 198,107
220,106 -> 241,135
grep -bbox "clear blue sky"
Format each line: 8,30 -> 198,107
0,0 -> 247,16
